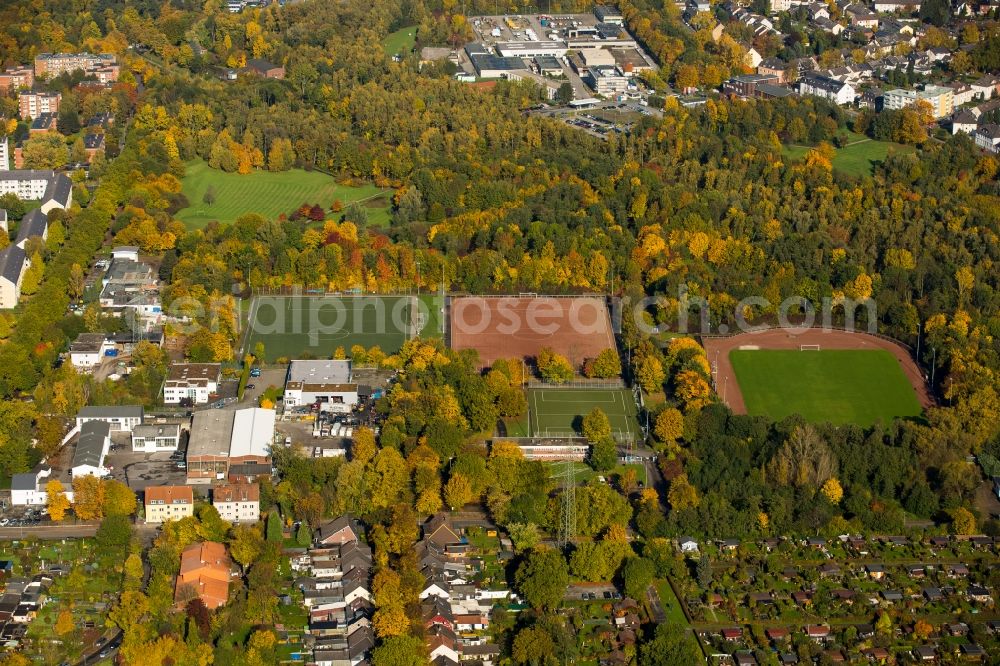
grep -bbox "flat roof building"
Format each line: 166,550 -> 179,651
284,360 -> 359,412
131,423 -> 181,453
187,408 -> 275,483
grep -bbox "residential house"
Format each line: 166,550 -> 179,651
68,332 -> 115,368
0,66 -> 34,93
18,91 -> 60,118
679,537 -> 699,553
952,108 -> 979,134
845,4 -> 879,27
34,52 -> 119,81
971,75 -> 998,100
883,84 -> 955,119
798,73 -> 855,105
145,485 -> 195,524
212,483 -> 260,523
15,209 -> 48,249
163,363 -> 221,405
873,0 -> 921,11
175,541 -> 233,609
10,468 -> 63,506
975,124 -> 1000,153
0,245 -> 28,309
316,514 -> 363,546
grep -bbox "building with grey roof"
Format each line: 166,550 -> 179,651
76,405 -> 144,432
0,245 -> 28,309
40,173 -> 72,213
15,209 -> 48,249
71,421 -> 111,478
0,170 -> 54,200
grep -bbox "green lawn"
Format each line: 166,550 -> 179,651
729,349 -> 923,426
244,294 -> 426,361
782,137 -> 916,177
383,25 -> 417,56
177,159 -> 388,229
528,388 -> 642,441
545,461 -> 647,486
654,579 -> 689,625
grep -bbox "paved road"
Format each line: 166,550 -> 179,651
0,524 -> 100,540
0,522 -> 159,542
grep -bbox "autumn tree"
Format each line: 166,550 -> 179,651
444,473 -> 474,510
46,480 -> 70,522
585,349 -> 620,378
767,425 -> 836,489
55,609 -> 74,636
582,407 -> 612,442
654,408 -> 684,446
536,348 -> 574,384
515,548 -> 569,610
72,474 -> 105,521
667,474 -> 700,511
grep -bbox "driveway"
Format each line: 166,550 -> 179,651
240,367 -> 286,405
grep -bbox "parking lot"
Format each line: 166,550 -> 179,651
105,433 -> 189,491
240,367 -> 287,406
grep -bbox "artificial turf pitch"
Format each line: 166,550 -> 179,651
729,349 -> 922,426
527,388 -> 642,440
243,294 -> 442,362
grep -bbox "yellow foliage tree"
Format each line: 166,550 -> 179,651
46,480 -> 71,522
820,477 -> 844,504
55,609 -> 74,636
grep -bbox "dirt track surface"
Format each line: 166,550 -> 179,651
702,328 -> 934,415
450,296 -> 615,369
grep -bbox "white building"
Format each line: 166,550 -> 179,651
163,363 -> 221,404
76,405 -> 144,433
0,170 -> 53,200
284,360 -> 359,412
975,124 -> 1000,153
0,136 -> 8,171
112,246 -> 140,262
798,74 -> 855,105
131,423 -> 181,452
71,421 -> 111,478
10,468 -> 72,506
212,483 -> 260,523
0,245 -> 28,309
587,67 -> 630,95
883,85 -> 954,119
68,332 -> 115,368
971,76 -> 997,101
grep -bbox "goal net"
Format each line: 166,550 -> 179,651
800,344 -> 821,351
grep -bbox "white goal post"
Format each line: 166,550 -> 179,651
800,344 -> 821,351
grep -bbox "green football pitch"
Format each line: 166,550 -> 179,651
242,294 -> 443,362
176,160 -> 389,229
525,388 -> 642,440
729,349 -> 923,426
